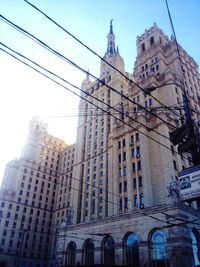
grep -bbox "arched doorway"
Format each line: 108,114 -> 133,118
124,232 -> 140,266
83,239 -> 95,265
102,235 -> 115,265
66,241 -> 77,266
191,230 -> 200,266
150,230 -> 169,267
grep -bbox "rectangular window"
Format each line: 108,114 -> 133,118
118,154 -> 121,163
119,199 -> 122,210
139,176 -> 143,187
122,139 -> 126,147
119,182 -> 122,193
134,195 -> 138,207
123,152 -> 126,161
124,198 -> 128,209
136,146 -> 140,157
118,140 -> 121,149
133,178 -> 136,189
136,133 -> 139,141
131,135 -> 134,143
140,193 -> 144,205
132,163 -> 136,172
173,160 -> 177,170
124,181 -> 127,192
123,167 -> 127,176
137,161 -> 141,171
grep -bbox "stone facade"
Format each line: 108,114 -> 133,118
57,203 -> 199,267
57,23 -> 200,267
0,119 -> 69,266
1,23 -> 200,267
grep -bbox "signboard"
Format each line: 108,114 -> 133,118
179,165 -> 200,200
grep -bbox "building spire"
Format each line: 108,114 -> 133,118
110,19 -> 113,34
106,19 -> 116,54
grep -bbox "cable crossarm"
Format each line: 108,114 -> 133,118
23,0 -> 182,120
0,42 -> 171,142
0,14 -> 177,130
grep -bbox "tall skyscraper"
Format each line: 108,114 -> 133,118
1,22 -> 200,267
58,23 -> 200,267
0,119 -> 69,266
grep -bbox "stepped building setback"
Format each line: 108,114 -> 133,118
1,22 -> 200,267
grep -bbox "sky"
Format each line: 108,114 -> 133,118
0,0 -> 200,185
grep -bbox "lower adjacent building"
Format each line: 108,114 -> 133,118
0,119 -> 72,266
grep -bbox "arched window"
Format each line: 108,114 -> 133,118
150,36 -> 155,45
150,230 -> 169,267
141,43 -> 145,52
124,232 -> 140,266
83,239 -> 95,265
66,241 -> 76,266
191,230 -> 200,266
102,235 -> 115,265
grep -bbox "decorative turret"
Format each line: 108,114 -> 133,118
81,71 -> 92,90
106,20 -> 116,55
20,118 -> 47,162
100,21 -> 125,78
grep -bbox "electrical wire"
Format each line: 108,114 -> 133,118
0,15 -> 179,130
0,43 -> 189,162
0,42 -> 172,142
1,155 -> 200,230
23,0 -> 183,120
0,46 -> 193,221
32,106 -> 183,119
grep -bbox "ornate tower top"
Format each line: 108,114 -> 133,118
105,19 -> 117,55
100,21 -> 125,78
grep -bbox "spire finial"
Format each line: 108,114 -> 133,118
110,19 -> 113,34
106,19 -> 115,54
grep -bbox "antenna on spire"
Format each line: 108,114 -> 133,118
110,19 -> 113,34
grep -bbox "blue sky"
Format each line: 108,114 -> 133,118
0,0 -> 200,184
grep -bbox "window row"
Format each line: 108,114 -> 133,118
64,229 -> 200,266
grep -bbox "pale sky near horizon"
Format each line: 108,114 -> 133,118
0,0 -> 200,185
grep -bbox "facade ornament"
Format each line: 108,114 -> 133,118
167,176 -> 180,204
